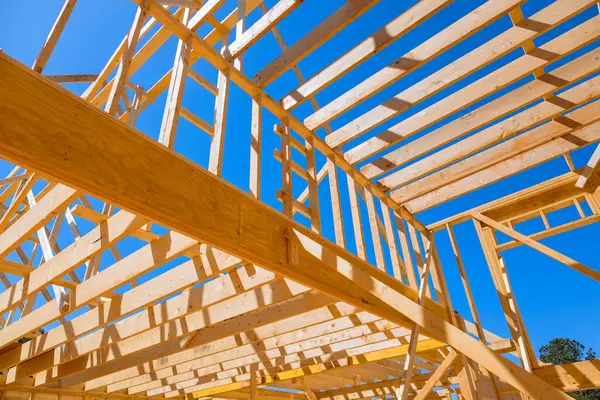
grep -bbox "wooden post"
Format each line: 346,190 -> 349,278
346,175 -> 366,260
208,39 -> 231,176
394,243 -> 433,400
305,137 -> 321,234
158,8 -> 192,148
105,2 -> 148,115
249,94 -> 262,199
280,119 -> 293,218
327,157 -> 346,248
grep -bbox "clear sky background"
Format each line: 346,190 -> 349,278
1,0 -> 599,368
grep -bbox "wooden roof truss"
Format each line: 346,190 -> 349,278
1,0 -> 600,399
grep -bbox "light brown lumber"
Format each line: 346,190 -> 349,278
207,39 -> 231,175
187,67 -> 218,95
413,349 -> 458,400
395,214 -> 418,289
32,0 -> 78,73
344,0 -> 599,166
262,3 -> 332,217
363,188 -> 385,270
3,232 -> 199,373
394,243 -> 432,400
280,119 -> 294,217
180,107 -> 214,135
104,3 -> 148,115
302,378 -> 317,400
249,94 -> 262,199
0,51 -> 571,400
381,202 -> 405,281
380,48 -> 600,191
346,175 -> 366,260
249,365 -> 258,400
280,0 -> 451,110
253,0 -> 378,87
427,170 -> 585,231
30,273 -> 297,386
446,224 -> 486,342
0,384 -> 150,400
472,211 -> 600,283
0,173 -> 26,189
576,143 -> 600,188
326,157 -> 346,247
497,213 -> 600,252
159,8 -> 193,148
305,136 -> 321,233
82,12 -> 159,101
225,0 -> 302,61
399,100 -> 600,211
315,0 -> 526,136
90,0 -> 226,107
368,15 -> 600,184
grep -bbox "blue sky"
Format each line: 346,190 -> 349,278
1,0 -> 599,370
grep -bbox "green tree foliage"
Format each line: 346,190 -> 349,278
539,338 -> 600,400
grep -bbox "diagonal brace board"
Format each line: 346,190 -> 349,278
0,52 -> 572,400
471,211 -> 600,282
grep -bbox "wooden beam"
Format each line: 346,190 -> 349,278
225,0 -> 301,61
249,94 -> 262,199
207,40 -> 230,175
158,8 -> 192,148
32,0 -> 78,73
413,349 -> 457,400
576,143 -> 600,188
395,245 -> 433,400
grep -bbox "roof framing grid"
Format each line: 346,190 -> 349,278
0,1 -> 599,400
